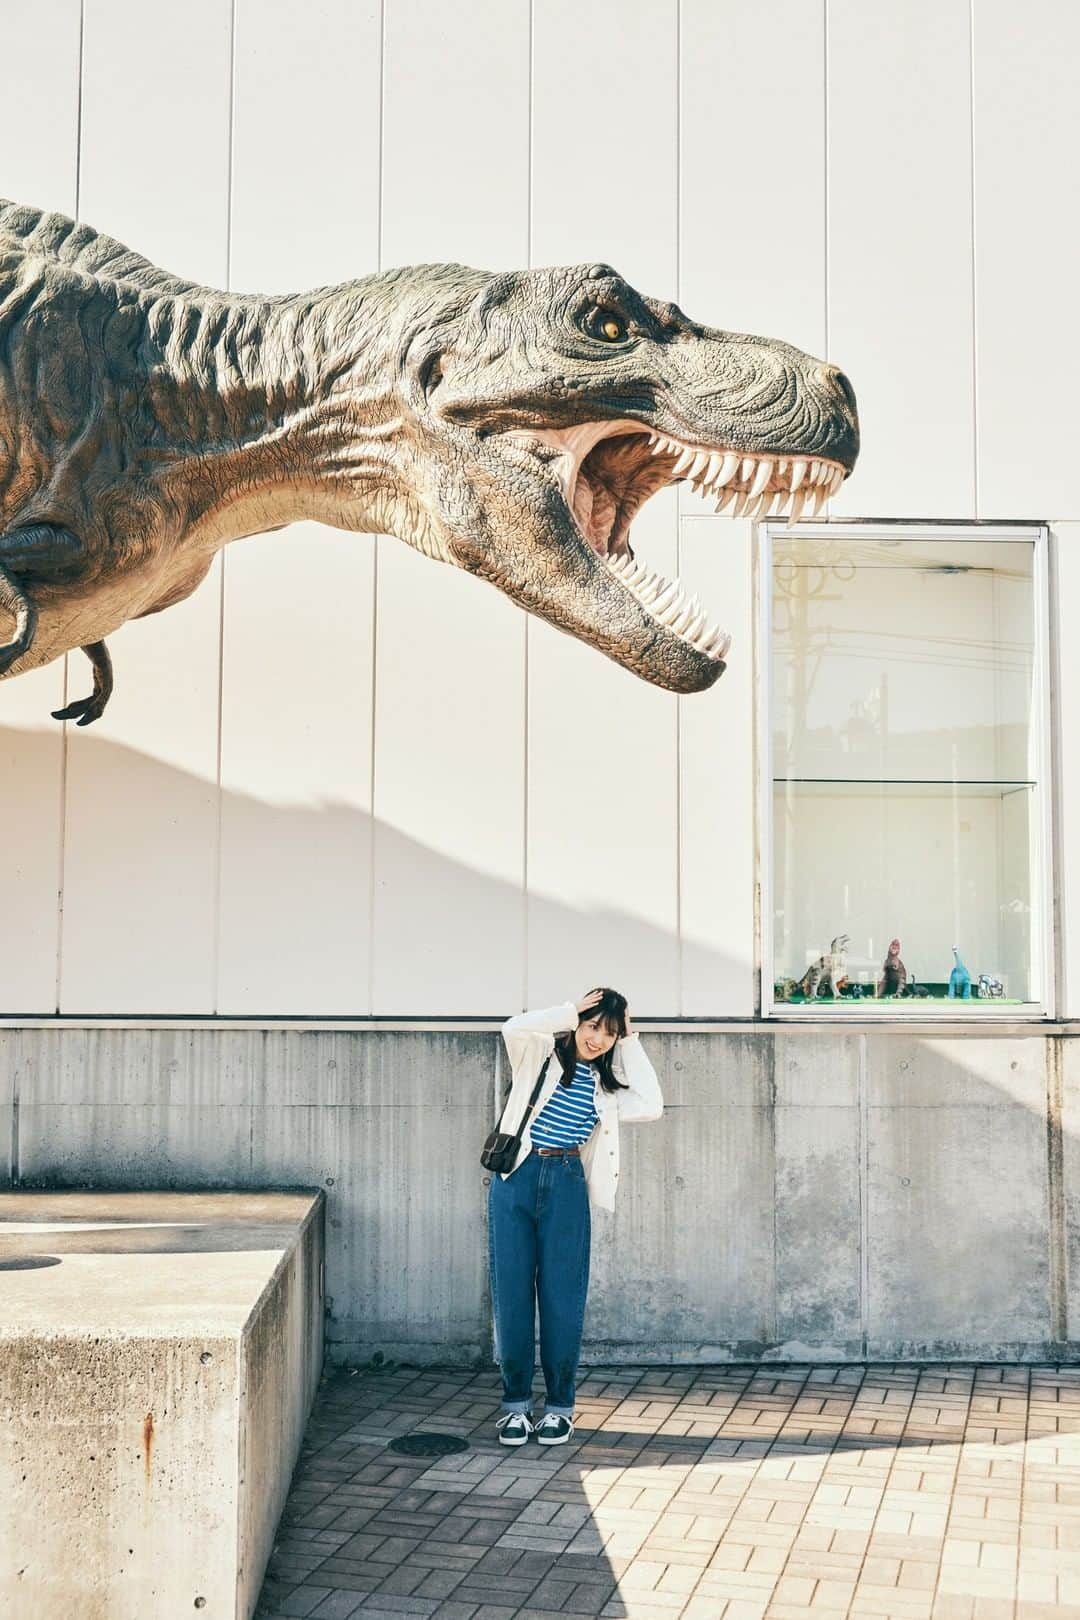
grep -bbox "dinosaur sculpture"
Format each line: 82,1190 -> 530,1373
876,937 -> 908,998
795,934 -> 850,1000
948,947 -> 972,1000
0,199 -> 859,723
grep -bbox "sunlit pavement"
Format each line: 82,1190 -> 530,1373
256,1361 -> 1080,1620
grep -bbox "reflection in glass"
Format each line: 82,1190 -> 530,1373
770,534 -> 1040,1008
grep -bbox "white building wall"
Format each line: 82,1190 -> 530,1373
1,0 -> 1077,1017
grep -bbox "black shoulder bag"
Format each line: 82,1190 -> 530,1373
481,1050 -> 555,1173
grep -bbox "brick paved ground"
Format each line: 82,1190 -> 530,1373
255,1362 -> 1080,1620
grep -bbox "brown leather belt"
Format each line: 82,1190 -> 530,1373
535,1146 -> 581,1157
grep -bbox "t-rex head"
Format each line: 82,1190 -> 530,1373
343,261 -> 859,694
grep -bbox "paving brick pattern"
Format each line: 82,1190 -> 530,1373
255,1363 -> 1080,1620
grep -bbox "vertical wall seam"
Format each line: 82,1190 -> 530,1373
751,526 -> 762,1017
1046,1036 -> 1067,1346
968,0 -> 979,519
8,1039 -> 19,1188
213,0 -> 239,1016
368,0 -> 387,1016
522,0 -> 534,1011
858,1033 -> 870,1357
823,0 -> 830,360
56,0 -> 88,1015
674,0 -> 684,1014
1047,532 -> 1066,1013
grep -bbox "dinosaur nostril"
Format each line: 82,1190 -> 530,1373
822,364 -> 857,415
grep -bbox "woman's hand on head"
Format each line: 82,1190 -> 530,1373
575,988 -> 604,1015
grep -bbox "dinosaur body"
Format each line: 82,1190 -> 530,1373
948,947 -> 972,999
876,937 -> 908,998
796,934 -> 850,1000
0,199 -> 858,721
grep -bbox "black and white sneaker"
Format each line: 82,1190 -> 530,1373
535,1413 -> 574,1446
495,1411 -> 534,1447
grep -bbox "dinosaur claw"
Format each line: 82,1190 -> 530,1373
51,697 -> 105,726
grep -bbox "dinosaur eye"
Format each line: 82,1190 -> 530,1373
583,306 -> 629,344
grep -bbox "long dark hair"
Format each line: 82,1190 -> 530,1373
554,987 -> 630,1093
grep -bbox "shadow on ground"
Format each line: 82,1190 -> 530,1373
255,1359 -> 1080,1620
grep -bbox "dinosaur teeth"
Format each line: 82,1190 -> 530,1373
787,487 -> 809,526
749,459 -> 773,498
605,549 -> 727,660
789,458 -> 808,493
716,452 -> 740,487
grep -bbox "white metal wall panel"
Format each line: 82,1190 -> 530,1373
4,0 -> 1078,1019
680,0 -> 826,361
829,0 -> 975,520
0,1 -> 83,1012
676,1 -> 822,1014
217,0 -> 382,1014
58,0 -> 232,1012
527,0 -> 680,1014
372,0 -> 530,1012
973,1 -> 1080,520
679,518 -> 756,1015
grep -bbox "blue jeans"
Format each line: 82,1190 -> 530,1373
487,1149 -> 591,1418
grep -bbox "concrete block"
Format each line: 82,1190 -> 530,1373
585,1033 -> 776,1356
0,1190 -> 323,1619
866,1036 -> 1051,1354
1058,1035 -> 1080,1341
773,1034 -> 862,1355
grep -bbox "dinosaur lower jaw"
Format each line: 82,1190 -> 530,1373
514,421 -> 847,668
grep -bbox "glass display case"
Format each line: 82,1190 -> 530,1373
762,524 -> 1051,1015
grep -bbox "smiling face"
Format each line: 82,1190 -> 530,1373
384,261 -> 859,694
574,1012 -> 621,1062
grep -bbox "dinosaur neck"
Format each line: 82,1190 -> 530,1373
153,281 -> 405,545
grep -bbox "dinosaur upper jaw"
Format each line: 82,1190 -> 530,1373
501,418 -> 851,675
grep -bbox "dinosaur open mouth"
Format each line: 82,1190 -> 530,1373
512,420 -> 848,665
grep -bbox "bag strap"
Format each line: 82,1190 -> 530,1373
497,1048 -> 556,1143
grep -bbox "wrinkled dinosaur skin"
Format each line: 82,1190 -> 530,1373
0,199 -> 859,723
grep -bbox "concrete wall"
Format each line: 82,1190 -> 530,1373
4,2 -> 1080,1019
4,1026 -> 1076,1363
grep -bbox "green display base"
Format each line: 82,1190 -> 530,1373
775,991 -> 1025,1006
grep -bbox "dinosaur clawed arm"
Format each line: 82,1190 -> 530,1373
0,523 -> 86,677
0,525 -> 111,721
51,640 -> 113,726
0,568 -> 38,676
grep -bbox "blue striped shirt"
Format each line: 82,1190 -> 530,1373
531,1060 -> 599,1148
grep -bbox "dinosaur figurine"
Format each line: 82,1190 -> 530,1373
948,947 -> 972,999
876,937 -> 908,998
796,934 -> 850,999
0,199 -> 858,723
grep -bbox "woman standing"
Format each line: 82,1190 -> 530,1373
488,987 -> 663,1446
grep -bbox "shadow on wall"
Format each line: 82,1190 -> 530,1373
2,733 -> 1074,1367
0,723 -> 742,1016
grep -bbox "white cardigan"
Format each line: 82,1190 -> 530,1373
497,1001 -> 664,1212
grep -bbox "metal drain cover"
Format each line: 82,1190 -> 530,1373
388,1431 -> 470,1458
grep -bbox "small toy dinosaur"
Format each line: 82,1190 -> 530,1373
876,937 -> 907,998
796,934 -> 850,999
948,947 -> 972,999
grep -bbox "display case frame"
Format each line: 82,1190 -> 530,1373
757,521 -> 1054,1020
